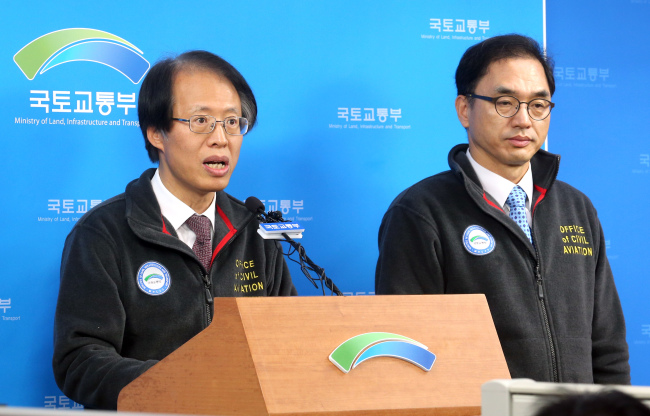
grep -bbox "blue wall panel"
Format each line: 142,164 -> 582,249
13,0 -> 645,408
546,0 -> 650,385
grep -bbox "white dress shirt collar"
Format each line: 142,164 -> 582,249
151,169 -> 216,245
466,149 -> 534,212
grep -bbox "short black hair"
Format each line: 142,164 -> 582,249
138,50 -> 257,163
455,34 -> 555,98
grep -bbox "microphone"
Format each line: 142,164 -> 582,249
245,196 -> 343,296
245,196 -> 304,239
245,196 -> 265,216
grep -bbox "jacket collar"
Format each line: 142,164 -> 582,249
448,143 -> 561,213
125,168 -> 257,263
448,143 -> 561,252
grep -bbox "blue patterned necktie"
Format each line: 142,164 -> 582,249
506,185 -> 533,244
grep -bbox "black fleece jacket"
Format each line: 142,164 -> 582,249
376,144 -> 630,385
53,169 -> 296,409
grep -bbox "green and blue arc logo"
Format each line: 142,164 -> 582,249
463,225 -> 496,255
137,261 -> 171,296
329,332 -> 436,374
14,28 -> 150,84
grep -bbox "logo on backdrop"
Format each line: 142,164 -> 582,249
554,65 -> 614,89
604,239 -> 619,261
463,225 -> 496,256
329,332 -> 436,374
633,154 -> 650,175
14,28 -> 150,84
1,297 -> 21,322
422,18 -> 490,41
13,28 -> 147,128
137,262 -> 171,296
330,107 -> 411,131
643,325 -> 650,337
260,198 -> 311,222
38,198 -> 104,224
44,395 -> 83,410
633,324 -> 650,346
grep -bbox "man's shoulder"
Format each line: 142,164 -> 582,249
548,179 -> 596,209
222,192 -> 248,212
389,170 -> 461,210
72,193 -> 128,234
215,191 -> 255,224
59,192 -> 130,256
71,169 -> 155,236
63,170 -> 157,249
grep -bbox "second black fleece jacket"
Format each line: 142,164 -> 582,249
376,144 -> 630,384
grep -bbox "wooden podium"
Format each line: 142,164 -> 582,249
118,294 -> 509,415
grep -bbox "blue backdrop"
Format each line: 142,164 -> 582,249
1,0 -> 645,409
547,0 -> 650,387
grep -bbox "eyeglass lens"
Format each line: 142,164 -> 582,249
494,96 -> 551,120
189,115 -> 248,135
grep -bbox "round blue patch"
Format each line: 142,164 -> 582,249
463,225 -> 496,256
137,261 -> 171,296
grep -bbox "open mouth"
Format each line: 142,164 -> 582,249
205,161 -> 227,169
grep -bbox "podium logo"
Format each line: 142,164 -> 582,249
329,332 -> 436,374
14,28 -> 150,84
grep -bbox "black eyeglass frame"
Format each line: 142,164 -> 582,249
172,115 -> 249,135
465,93 -> 555,121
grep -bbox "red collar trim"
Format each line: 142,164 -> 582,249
161,215 -> 171,235
532,184 -> 547,215
483,192 -> 504,212
210,204 -> 237,267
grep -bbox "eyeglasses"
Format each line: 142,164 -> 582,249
465,94 -> 555,121
172,115 -> 249,135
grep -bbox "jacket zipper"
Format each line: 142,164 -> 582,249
464,151 -> 562,382
202,269 -> 213,326
534,260 -> 558,381
532,156 -> 560,381
200,222 -> 246,327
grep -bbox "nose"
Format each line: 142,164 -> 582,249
207,123 -> 229,147
511,103 -> 533,129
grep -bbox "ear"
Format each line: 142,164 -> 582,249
147,127 -> 165,153
455,95 -> 470,129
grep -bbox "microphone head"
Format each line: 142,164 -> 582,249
245,196 -> 265,214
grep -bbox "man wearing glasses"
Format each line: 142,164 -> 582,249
53,51 -> 297,410
376,35 -> 630,384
